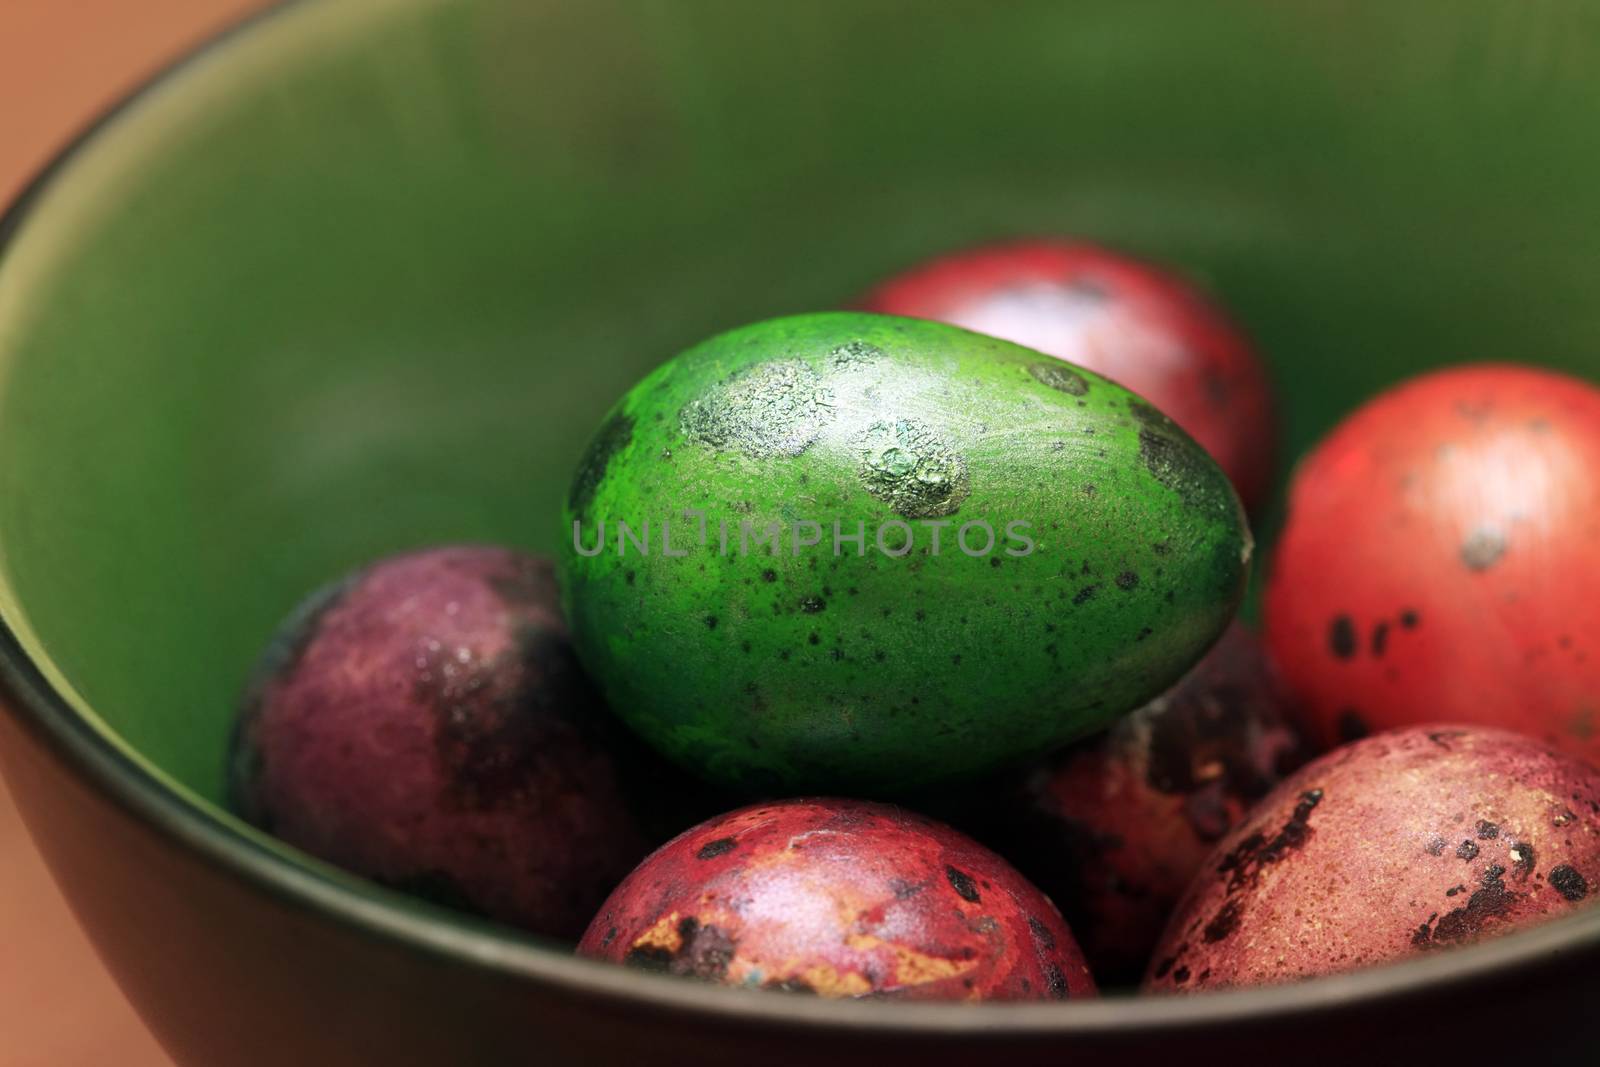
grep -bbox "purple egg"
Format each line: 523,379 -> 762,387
229,545 -> 657,940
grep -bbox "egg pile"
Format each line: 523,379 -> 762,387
229,240 -> 1600,999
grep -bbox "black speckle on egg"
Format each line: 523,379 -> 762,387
1550,864 -> 1589,901
945,865 -> 981,903
696,837 -> 738,860
568,411 -> 635,517
1328,616 -> 1357,660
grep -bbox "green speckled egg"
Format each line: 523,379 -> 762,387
559,312 -> 1250,792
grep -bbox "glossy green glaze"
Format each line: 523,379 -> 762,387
559,312 -> 1246,790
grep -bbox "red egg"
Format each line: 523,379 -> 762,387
1144,726 -> 1600,993
230,546 -> 672,940
1265,364 -> 1600,762
859,240 -> 1276,512
578,798 -> 1097,1000
985,624 -> 1303,982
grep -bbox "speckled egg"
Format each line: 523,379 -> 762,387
983,623 -> 1303,983
1144,725 -> 1600,993
229,545 -> 675,940
559,311 -> 1251,792
858,240 -> 1277,514
1266,364 -> 1600,764
578,798 -> 1097,1000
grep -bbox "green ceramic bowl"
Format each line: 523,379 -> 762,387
3,1 -> 1599,1063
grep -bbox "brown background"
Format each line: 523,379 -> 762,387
1,3 -> 266,1064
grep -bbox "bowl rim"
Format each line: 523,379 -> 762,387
2,0 -> 1598,1039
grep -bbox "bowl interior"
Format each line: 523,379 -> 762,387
3,0 -> 1600,932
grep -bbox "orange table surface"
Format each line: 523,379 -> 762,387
1,3 -> 267,1065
